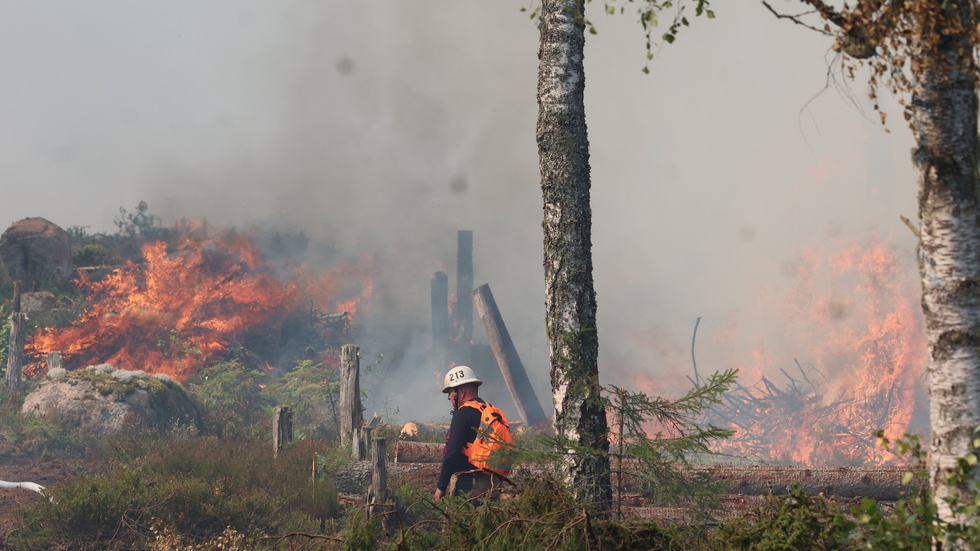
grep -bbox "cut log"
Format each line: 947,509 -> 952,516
367,450 -> 916,502
472,283 -> 547,426
394,441 -> 444,463
399,421 -> 444,442
689,464 -> 916,500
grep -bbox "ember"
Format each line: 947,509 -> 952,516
26,224 -> 375,383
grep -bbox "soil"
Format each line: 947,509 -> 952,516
0,439 -> 90,538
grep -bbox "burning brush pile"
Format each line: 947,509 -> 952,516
25,222 -> 375,383
701,235 -> 928,467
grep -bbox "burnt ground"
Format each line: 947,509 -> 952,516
0,440 -> 90,537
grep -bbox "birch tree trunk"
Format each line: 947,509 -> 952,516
911,2 -> 980,534
537,0 -> 611,513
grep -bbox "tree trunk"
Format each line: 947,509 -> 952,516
537,0 -> 611,513
911,2 -> 980,534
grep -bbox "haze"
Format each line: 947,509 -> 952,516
0,1 -> 920,426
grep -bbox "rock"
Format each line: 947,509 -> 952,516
0,218 -> 72,289
20,364 -> 202,435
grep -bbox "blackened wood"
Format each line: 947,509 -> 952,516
456,230 -> 473,343
273,406 -> 293,456
472,283 -> 547,427
339,344 -> 363,448
430,272 -> 449,357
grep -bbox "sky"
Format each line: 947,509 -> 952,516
0,1 -> 922,426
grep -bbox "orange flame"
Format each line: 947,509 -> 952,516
26,226 -> 375,383
706,234 -> 926,465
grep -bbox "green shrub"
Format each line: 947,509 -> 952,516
713,483 -> 853,551
6,435 -> 342,550
188,359 -> 271,439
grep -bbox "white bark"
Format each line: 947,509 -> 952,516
537,0 -> 612,512
909,4 -> 980,539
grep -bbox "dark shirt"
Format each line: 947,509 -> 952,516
437,400 -> 484,492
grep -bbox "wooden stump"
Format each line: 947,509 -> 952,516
368,437 -> 388,518
339,344 -> 363,448
273,406 -> 293,456
45,351 -> 63,371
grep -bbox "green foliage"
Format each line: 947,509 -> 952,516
0,387 -> 82,456
188,359 -> 271,439
262,359 -> 341,441
114,200 -> 163,240
607,370 -> 736,518
7,435 -> 342,550
72,243 -> 114,267
714,483 -> 853,550
520,0 -> 716,72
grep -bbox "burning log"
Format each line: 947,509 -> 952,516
6,281 -> 26,391
394,441 -> 444,463
339,344 -> 363,448
455,230 -> 474,343
472,283 -> 547,427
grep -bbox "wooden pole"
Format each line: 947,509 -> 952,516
339,344 -> 363,448
273,406 -> 293,456
430,272 -> 449,358
456,230 -> 473,343
6,282 -> 25,391
472,283 -> 547,426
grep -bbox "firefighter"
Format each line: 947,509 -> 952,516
434,365 -> 501,501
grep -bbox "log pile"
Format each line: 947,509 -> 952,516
334,458 -> 913,502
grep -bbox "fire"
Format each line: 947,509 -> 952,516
26,225 -> 375,383
705,233 -> 926,465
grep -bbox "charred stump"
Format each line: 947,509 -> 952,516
273,406 -> 293,456
339,344 -> 363,448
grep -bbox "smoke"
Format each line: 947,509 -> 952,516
0,2 -> 921,429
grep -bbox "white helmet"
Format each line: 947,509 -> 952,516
442,365 -> 483,393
